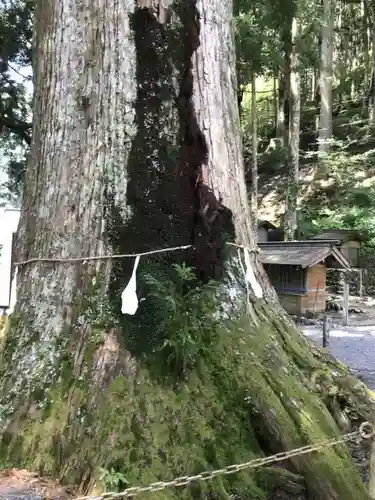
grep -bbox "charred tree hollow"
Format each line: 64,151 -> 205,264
117,2 -> 235,287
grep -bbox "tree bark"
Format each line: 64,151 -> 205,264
319,0 -> 333,153
276,22 -> 292,147
276,69 -> 286,141
282,29 -> 292,152
311,68 -> 316,102
363,0 -> 370,111
314,36 -> 321,137
250,71 -> 258,238
277,28 -> 291,149
273,68 -> 278,128
284,17 -> 300,241
0,0 -> 372,499
369,27 -> 375,126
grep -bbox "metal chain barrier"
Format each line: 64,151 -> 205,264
75,421 -> 374,500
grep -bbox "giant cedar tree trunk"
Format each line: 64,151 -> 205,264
0,0 -> 373,498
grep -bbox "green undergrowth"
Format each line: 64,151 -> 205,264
252,100 -> 375,264
0,316 -> 372,498
0,264 -> 373,499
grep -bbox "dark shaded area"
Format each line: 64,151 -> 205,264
106,4 -> 194,325
105,5 -> 192,339
104,0 -> 235,372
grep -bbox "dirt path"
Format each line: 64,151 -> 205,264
0,469 -> 74,499
300,297 -> 375,389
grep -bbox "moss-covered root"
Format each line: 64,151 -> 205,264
246,361 -> 368,499
255,467 -> 306,497
246,306 -> 372,499
0,308 -> 372,500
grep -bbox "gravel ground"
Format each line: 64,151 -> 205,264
0,470 -> 73,500
301,323 -> 375,389
301,321 -> 375,489
0,495 -> 41,499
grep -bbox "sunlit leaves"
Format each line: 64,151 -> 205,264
0,0 -> 33,200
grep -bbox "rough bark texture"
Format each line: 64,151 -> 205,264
369,438 -> 375,498
281,28 -> 291,151
369,27 -> 375,126
250,73 -> 258,238
0,0 -> 373,499
284,17 -> 300,242
3,0 -> 138,412
319,0 -> 333,152
363,0 -> 370,111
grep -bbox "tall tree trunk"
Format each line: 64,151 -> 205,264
284,17 -> 300,241
273,68 -> 278,128
315,34 -> 322,138
348,3 -> 358,101
311,68 -> 316,101
282,28 -> 292,152
363,0 -> 370,109
276,28 -> 292,146
276,69 -> 286,140
250,71 -> 258,239
281,23 -> 292,232
369,28 -> 375,126
0,0 -> 372,498
319,0 -> 333,153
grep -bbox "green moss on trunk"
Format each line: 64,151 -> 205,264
0,298 -> 372,500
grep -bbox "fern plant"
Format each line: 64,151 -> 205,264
99,467 -> 128,492
142,263 -> 221,375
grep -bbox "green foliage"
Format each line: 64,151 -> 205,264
234,1 -> 282,79
98,467 -> 128,492
3,307 -> 372,499
82,275 -> 118,333
0,0 -> 33,200
138,263 -> 222,376
297,138 -> 375,239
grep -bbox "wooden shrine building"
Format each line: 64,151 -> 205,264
258,240 -> 351,315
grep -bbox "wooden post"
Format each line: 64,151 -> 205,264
359,269 -> 363,298
343,279 -> 349,326
322,315 -> 329,347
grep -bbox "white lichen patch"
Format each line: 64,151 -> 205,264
0,266 -> 77,427
0,0 -> 142,428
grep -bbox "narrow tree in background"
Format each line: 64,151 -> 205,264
250,71 -> 258,237
285,16 -> 300,241
362,0 -> 370,110
277,24 -> 292,147
319,0 -> 333,152
369,5 -> 375,126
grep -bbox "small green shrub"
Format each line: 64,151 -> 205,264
141,263 -> 222,376
99,467 -> 128,492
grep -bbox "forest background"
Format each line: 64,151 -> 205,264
2,0 -> 375,256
